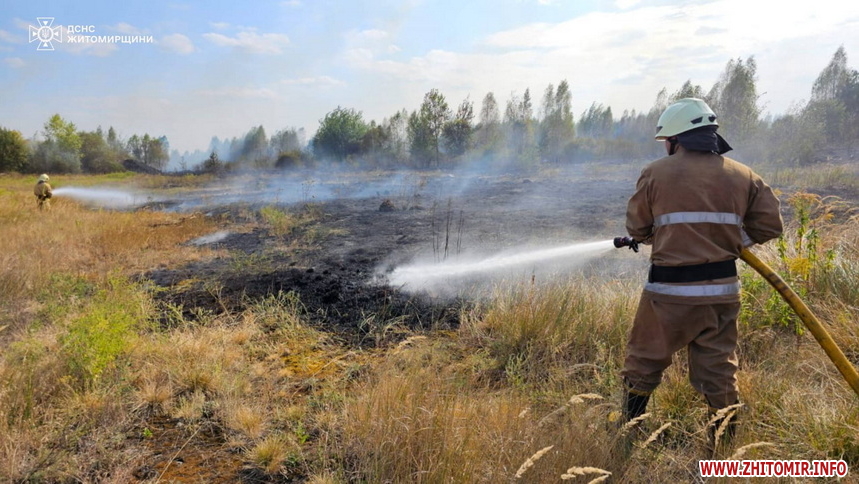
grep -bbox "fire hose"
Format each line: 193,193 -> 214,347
614,237 -> 859,398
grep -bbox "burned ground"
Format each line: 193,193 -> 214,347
144,166 -> 634,345
140,161 -> 859,356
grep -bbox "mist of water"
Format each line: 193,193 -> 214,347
387,239 -> 615,293
188,230 -> 231,246
52,187 -> 154,209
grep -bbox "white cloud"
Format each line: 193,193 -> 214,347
203,31 -> 290,54
197,86 -> 281,100
59,40 -> 119,57
343,0 -> 859,117
210,21 -> 230,30
615,0 -> 640,9
109,22 -> 145,35
160,33 -> 195,54
343,28 -> 400,65
484,1 -> 859,53
281,76 -> 345,87
4,57 -> 24,68
355,29 -> 389,41
13,18 -> 31,31
0,29 -> 22,44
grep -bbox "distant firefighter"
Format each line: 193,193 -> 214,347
34,174 -> 53,211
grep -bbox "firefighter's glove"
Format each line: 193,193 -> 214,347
627,239 -> 639,253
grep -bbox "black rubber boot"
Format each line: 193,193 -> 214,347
707,401 -> 740,453
623,391 -> 650,422
611,390 -> 651,459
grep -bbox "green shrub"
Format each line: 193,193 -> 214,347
59,277 -> 151,386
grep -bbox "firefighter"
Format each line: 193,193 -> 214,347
620,98 -> 783,442
34,173 -> 53,211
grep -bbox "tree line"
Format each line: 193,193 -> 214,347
308,46 -> 858,169
1,46 -> 857,175
0,114 -> 170,174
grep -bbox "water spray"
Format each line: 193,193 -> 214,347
388,239 -> 616,291
613,237 -> 859,398
52,187 -> 152,209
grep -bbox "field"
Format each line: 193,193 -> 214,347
1,161 -> 858,483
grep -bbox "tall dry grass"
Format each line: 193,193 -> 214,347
0,177 -> 217,331
333,337 -> 617,483
0,174 -> 222,481
459,276 -> 639,399
758,162 -> 859,194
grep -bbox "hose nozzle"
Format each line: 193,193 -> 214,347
613,236 -> 639,253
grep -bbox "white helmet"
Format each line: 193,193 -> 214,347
655,98 -> 718,140
38,174 -> 49,182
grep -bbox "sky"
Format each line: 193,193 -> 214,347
1,0 -> 858,157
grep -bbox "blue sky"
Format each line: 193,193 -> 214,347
1,0 -> 858,155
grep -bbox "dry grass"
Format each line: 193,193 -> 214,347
760,162 -> 859,192
0,175 -> 219,337
515,445 -> 554,479
331,336 -> 620,483
728,441 -> 777,460
1,173 -> 859,482
560,466 -> 612,482
460,275 -> 639,395
247,434 -> 296,475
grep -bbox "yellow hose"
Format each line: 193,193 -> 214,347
740,248 -> 859,397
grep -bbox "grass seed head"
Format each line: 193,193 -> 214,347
514,445 -> 554,479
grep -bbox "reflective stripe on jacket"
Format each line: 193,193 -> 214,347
644,281 -> 741,297
626,150 -> 783,268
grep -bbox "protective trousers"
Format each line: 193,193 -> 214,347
621,290 -> 740,409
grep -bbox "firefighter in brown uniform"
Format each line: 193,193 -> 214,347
620,98 -> 783,440
34,174 -> 53,211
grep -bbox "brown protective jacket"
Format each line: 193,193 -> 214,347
626,150 -> 783,267
622,149 -> 783,401
34,181 -> 53,200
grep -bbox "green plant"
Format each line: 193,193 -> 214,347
742,192 -> 844,335
259,205 -> 298,236
59,277 -> 151,386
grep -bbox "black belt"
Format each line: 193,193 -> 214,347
648,259 -> 737,283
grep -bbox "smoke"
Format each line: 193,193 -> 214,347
385,240 -> 616,296
45,168 -> 487,213
166,169 -> 484,212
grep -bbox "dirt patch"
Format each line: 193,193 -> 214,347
130,417 -> 247,483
